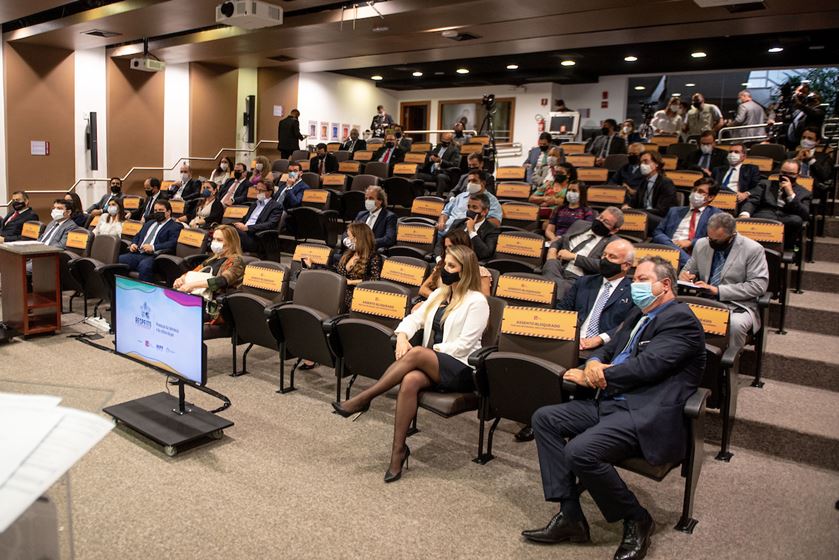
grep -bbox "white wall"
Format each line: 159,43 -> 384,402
296,72 -> 397,145
557,76 -> 629,132
74,48 -> 108,209
235,67 -> 257,166
162,63 -> 190,181
0,41 -> 7,204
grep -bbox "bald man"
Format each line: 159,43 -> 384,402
417,131 -> 462,196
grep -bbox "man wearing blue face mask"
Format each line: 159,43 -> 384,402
234,179 -> 282,252
525,256 -> 704,560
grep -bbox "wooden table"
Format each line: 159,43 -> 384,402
0,243 -> 62,336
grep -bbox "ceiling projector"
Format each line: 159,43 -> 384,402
216,1 -> 284,29
130,57 -> 165,72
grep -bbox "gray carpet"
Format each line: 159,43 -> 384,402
1,314 -> 838,560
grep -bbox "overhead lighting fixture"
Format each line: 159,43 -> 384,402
456,68 -> 469,74
560,60 -> 576,66
412,71 -> 423,77
372,26 -> 389,33
691,51 -> 707,58
624,55 -> 638,62
672,93 -> 682,97
371,75 -> 383,81
506,64 -> 519,70
685,82 -> 696,87
767,46 -> 783,53
634,86 -> 646,91
434,71 -> 444,76
741,82 -> 750,86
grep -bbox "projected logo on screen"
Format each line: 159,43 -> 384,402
135,302 -> 152,329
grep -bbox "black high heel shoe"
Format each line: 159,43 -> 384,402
331,401 -> 370,421
384,446 -> 411,483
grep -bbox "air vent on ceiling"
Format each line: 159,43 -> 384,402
82,29 -> 122,38
267,55 -> 296,62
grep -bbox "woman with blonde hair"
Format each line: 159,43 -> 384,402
332,245 -> 490,482
250,155 -> 272,186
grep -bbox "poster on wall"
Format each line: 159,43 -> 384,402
308,120 -> 317,139
330,122 -> 340,142
319,121 -> 329,141
341,124 -> 350,141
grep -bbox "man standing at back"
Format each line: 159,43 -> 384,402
278,109 -> 304,159
726,90 -> 766,139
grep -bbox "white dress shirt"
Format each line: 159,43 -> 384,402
565,230 -> 603,277
579,276 -> 623,343
365,208 -> 381,229
673,206 -> 706,241
721,164 -> 741,192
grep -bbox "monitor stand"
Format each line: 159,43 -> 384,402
103,381 -> 233,457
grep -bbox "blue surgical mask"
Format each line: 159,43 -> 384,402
630,281 -> 661,309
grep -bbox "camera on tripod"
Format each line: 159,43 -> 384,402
482,94 -> 496,112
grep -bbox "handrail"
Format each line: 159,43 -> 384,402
717,122 -> 780,143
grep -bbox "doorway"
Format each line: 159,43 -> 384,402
400,101 -> 430,142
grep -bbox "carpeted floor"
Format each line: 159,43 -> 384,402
1,315 -> 838,560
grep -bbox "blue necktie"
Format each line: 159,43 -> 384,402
611,315 -> 651,366
722,168 -> 733,190
710,250 -> 726,286
700,154 -> 710,169
586,281 -> 612,338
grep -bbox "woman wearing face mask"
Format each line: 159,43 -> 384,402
64,192 -> 88,227
620,119 -> 643,144
210,156 -> 233,185
651,97 -> 684,136
334,223 -> 383,310
250,156 -> 273,186
416,228 -> 492,306
185,181 -> 224,229
332,245 -> 489,483
545,181 -> 594,241
93,198 -> 125,237
530,159 -> 574,218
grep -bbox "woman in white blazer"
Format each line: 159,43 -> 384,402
332,245 -> 490,482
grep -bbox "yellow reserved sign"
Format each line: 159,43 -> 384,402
21,222 -> 41,239
661,155 -> 679,170
353,150 -> 373,162
587,186 -> 625,204
381,259 -> 426,286
292,244 -> 331,264
459,143 -> 483,154
322,174 -> 347,187
496,166 -> 526,180
243,265 -> 285,292
178,229 -> 206,248
649,135 -> 679,146
768,174 -> 814,192
496,182 -> 531,199
495,275 -> 555,305
397,224 -> 435,245
411,198 -> 444,217
620,211 -> 647,232
223,206 -> 249,219
736,220 -> 784,243
66,231 -> 89,250
634,246 -> 680,269
687,303 -> 729,337
710,191 -> 737,210
576,167 -> 609,182
339,161 -> 361,173
496,233 -> 543,258
411,142 -> 432,152
566,154 -> 595,167
122,221 -> 142,237
641,143 -> 660,153
404,152 -> 427,164
561,143 -> 586,154
89,215 -> 100,227
669,171 -> 703,188
297,160 -> 310,171
246,187 -> 259,200
169,199 -> 185,214
303,189 -> 330,204
123,197 -> 141,210
351,287 -> 408,320
393,163 -> 417,176
502,203 -> 539,221
501,306 -> 577,340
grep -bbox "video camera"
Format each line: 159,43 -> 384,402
482,94 -> 496,112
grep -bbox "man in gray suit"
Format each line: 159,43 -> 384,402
680,213 -> 768,353
541,206 -> 623,295
38,199 -> 80,249
726,90 -> 766,139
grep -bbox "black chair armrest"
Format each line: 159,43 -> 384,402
322,313 -> 349,334
757,293 -> 772,307
721,345 -> 740,369
183,253 -> 210,269
781,251 -> 794,264
468,345 -> 498,368
255,229 -> 279,241
684,387 -> 710,419
562,379 -> 578,395
96,263 -> 129,274
264,300 -> 291,317
153,248 -> 174,256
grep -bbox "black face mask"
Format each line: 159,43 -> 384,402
465,209 -> 480,220
708,236 -> 731,251
385,142 -> 395,149
144,188 -> 154,196
591,219 -> 611,237
601,127 -> 610,135
554,173 -> 568,184
780,174 -> 797,185
440,269 -> 461,286
395,132 -> 403,139
110,186 -> 121,194
11,201 -> 25,211
599,258 -> 623,278
539,145 -> 549,152
233,170 -> 243,180
153,211 -> 166,223
627,154 -> 640,165
692,101 -> 702,109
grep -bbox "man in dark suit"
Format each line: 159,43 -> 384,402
790,127 -> 834,192
711,143 -> 761,212
608,142 -> 644,190
523,257 -> 705,560
586,119 -> 627,167
523,132 -> 553,183
683,131 -> 727,175
541,207 -> 623,292
351,186 -> 397,249
218,162 -> 251,207
433,193 -> 499,261
272,166 -> 309,234
118,200 -> 182,282
278,109 -> 304,159
234,180 -> 283,252
624,150 -> 678,233
0,191 -> 39,242
341,128 -> 367,156
370,105 -> 394,138
652,177 -> 722,267
741,159 -> 811,249
166,162 -> 202,216
133,178 -> 163,221
310,143 -> 339,175
416,132 -> 462,196
371,133 -> 405,174
87,177 -> 125,215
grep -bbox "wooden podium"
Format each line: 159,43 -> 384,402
0,243 -> 62,336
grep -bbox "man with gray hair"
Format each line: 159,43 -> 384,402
725,90 -> 766,139
680,212 -> 768,353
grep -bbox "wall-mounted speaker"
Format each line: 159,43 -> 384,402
87,112 -> 99,171
244,95 -> 255,143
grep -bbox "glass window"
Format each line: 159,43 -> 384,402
438,98 -> 515,143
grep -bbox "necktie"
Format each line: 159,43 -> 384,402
801,161 -> 810,177
320,158 -> 325,174
349,140 -> 355,152
611,315 -> 651,366
6,211 -> 19,225
688,209 -> 699,240
700,154 -> 709,169
142,222 -> 161,246
222,182 -> 236,206
722,168 -> 733,190
144,195 -> 155,218
383,148 -> 392,163
586,281 -> 613,338
367,212 -> 376,228
710,250 -> 725,286
571,232 -> 596,252
41,222 -> 60,245
644,179 -> 655,209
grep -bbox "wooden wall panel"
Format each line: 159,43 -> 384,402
189,62 -> 237,181
256,68 -> 298,159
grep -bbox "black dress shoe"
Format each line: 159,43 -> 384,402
521,511 -> 590,544
614,511 -> 655,560
514,425 -> 534,442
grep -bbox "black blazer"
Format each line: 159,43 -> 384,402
742,180 -> 811,221
434,218 -> 499,261
684,147 -> 727,172
372,145 -> 405,170
353,208 -> 398,248
219,178 -> 252,206
711,163 -> 762,195
241,199 -> 283,233
132,191 -> 163,221
166,179 -> 201,201
787,150 -> 834,186
587,134 -> 627,157
0,208 -> 40,241
553,219 -> 618,275
627,174 -> 678,217
341,138 -> 367,155
310,153 -> 339,175
424,144 -> 461,173
192,199 -> 224,228
556,274 -> 634,340
278,116 -> 304,151
589,300 -> 706,465
609,163 -> 644,189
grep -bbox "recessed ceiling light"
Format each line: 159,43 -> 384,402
691,51 -> 707,58
560,60 -> 576,66
506,64 -> 519,70
672,93 -> 681,97
371,75 -> 383,81
768,47 -> 783,53
685,82 -> 696,87
434,71 -> 444,76
412,71 -> 423,77
456,68 -> 469,74
624,56 -> 638,62
634,86 -> 646,91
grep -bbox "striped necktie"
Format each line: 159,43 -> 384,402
586,281 -> 613,338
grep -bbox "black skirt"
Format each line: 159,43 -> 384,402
433,351 -> 475,393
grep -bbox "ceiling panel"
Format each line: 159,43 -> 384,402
0,1 -> 70,26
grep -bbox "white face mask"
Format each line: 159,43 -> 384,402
565,191 -> 580,204
181,172 -> 190,182
546,156 -> 558,167
639,163 -> 653,176
51,208 -> 65,221
256,163 -> 264,172
256,193 -> 267,202
700,145 -> 713,155
107,205 -> 119,216
343,237 -> 356,250
210,240 -> 223,254
800,139 -> 817,150
220,162 -> 229,171
727,152 -> 742,166
365,199 -> 377,212
669,104 -> 680,112
689,192 -> 706,209
622,126 -> 631,134
467,182 -> 482,194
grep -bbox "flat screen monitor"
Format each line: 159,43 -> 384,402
114,276 -> 207,386
548,111 -> 581,137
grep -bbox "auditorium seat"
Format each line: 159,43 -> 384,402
382,177 -> 417,215
59,230 -> 95,313
272,159 -> 290,173
364,161 -> 390,180
69,233 -> 122,317
484,231 -> 545,273
350,174 -> 379,192
286,206 -> 340,246
290,149 -> 310,163
378,255 -> 431,298
500,201 -> 541,232
603,153 -> 628,172
747,143 -> 787,166
153,228 -> 210,287
301,172 -> 321,189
